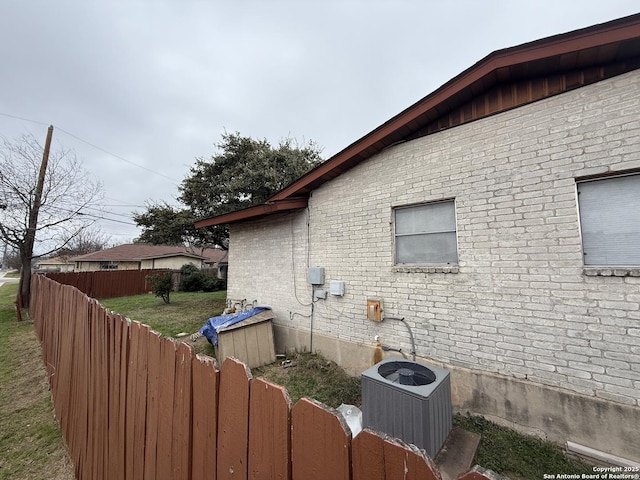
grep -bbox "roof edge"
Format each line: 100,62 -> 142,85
195,197 -> 308,228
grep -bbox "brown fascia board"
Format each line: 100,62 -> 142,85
196,13 -> 640,228
195,197 -> 308,228
269,13 -> 640,202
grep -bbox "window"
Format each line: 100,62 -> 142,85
394,200 -> 458,265
99,261 -> 118,270
577,174 -> 640,266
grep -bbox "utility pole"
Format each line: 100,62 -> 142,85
16,125 -> 53,314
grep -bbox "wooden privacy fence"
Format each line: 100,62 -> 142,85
30,275 -> 442,480
45,269 -> 168,299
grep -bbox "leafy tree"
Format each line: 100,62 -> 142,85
179,132 -> 323,219
133,132 -> 322,248
0,131 -> 103,308
132,202 -> 214,247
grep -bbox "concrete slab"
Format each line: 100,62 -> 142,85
435,427 -> 481,480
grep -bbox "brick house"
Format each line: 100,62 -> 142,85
196,15 -> 640,462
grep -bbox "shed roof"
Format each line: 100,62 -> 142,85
195,13 -> 640,229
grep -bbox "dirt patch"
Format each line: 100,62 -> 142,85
252,350 -> 361,409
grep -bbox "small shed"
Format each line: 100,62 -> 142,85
215,309 -> 276,368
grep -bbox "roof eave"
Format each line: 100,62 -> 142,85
195,197 -> 308,228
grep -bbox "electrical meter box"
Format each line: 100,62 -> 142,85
307,267 -> 325,285
330,280 -> 345,296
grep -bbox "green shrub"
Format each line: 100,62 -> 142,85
179,264 -> 226,292
146,272 -> 173,304
202,276 -> 227,292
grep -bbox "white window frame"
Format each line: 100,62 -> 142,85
393,199 -> 458,266
577,173 -> 640,267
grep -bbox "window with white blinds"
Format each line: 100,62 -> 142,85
577,174 -> 640,266
394,200 -> 458,265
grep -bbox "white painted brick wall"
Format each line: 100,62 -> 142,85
229,70 -> 640,406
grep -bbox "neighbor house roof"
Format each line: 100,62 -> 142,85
195,13 -> 640,229
37,256 -> 74,266
71,244 -> 227,263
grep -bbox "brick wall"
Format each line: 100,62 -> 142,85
229,70 -> 640,407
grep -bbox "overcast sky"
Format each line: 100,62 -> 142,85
1,1 -> 638,246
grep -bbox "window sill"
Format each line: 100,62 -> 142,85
393,265 -> 459,274
583,267 -> 640,277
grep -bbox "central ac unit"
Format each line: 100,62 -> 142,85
361,358 -> 452,458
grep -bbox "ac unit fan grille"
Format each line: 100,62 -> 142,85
378,361 -> 436,386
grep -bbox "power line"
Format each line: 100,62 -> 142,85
55,126 -> 180,185
0,111 -> 181,185
52,206 -> 139,226
83,205 -> 137,220
0,111 -> 50,127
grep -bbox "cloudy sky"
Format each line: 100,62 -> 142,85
1,1 -> 638,246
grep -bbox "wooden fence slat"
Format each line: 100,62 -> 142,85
382,436 -> 441,480
88,300 -> 99,480
144,330 -> 162,480
117,315 -> 130,480
74,288 -> 91,480
248,378 -> 291,480
192,355 -> 219,480
291,398 -> 351,480
157,338 -> 177,480
97,301 -> 109,480
125,321 -> 141,479
217,357 -> 252,480
352,429 -> 386,480
172,341 -> 194,480
107,312 -> 120,479
132,322 -> 150,480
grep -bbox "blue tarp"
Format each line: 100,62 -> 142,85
198,307 -> 270,346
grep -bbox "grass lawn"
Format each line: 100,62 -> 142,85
0,283 -> 74,480
454,413 -> 594,480
100,290 -> 227,356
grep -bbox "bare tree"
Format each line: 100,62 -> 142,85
0,130 -> 104,309
55,227 -> 112,258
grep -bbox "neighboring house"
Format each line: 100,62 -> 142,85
196,15 -> 640,463
72,243 -> 227,273
204,249 -> 229,279
35,256 -> 75,272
